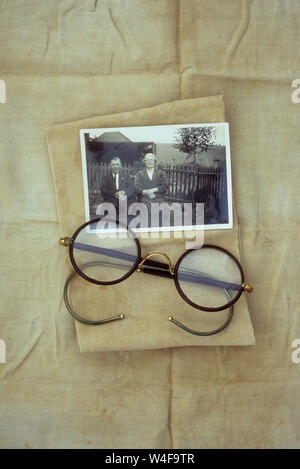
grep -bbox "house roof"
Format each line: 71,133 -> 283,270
95,131 -> 131,143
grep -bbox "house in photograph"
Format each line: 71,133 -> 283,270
84,131 -> 155,165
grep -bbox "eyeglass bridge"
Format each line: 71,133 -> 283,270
137,251 -> 174,276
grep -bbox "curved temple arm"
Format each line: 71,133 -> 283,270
169,288 -> 234,336
64,258 -> 234,335
64,265 -> 125,325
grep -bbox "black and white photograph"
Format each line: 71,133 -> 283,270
79,123 -> 233,232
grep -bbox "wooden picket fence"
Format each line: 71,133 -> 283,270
160,163 -> 226,203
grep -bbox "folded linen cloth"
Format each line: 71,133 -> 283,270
46,95 -> 255,352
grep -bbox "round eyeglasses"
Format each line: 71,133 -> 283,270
60,218 -> 253,336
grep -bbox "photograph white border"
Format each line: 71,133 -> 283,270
79,122 -> 233,233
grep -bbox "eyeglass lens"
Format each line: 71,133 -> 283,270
72,221 -> 139,283
176,247 -> 242,309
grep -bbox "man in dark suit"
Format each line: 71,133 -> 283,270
100,157 -> 136,211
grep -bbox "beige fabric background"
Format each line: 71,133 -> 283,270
0,0 -> 299,448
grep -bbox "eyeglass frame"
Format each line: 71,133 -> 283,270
60,217 -> 253,335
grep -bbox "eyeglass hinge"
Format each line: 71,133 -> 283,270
59,237 -> 73,247
242,282 -> 253,293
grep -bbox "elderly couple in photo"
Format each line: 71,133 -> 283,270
100,153 -> 168,211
